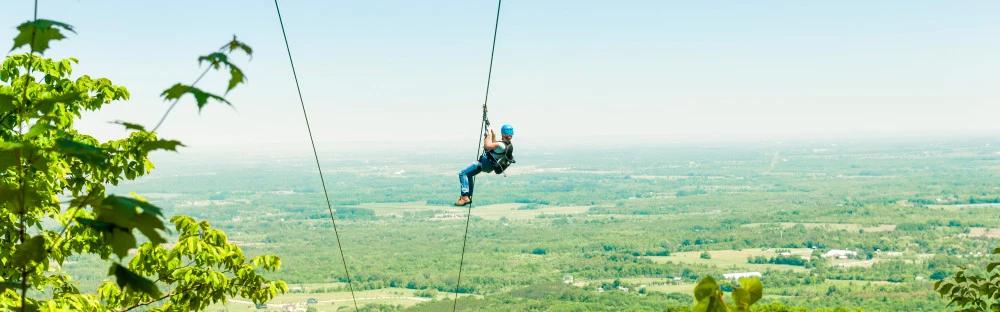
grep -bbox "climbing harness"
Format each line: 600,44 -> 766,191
272,1 -> 360,311
487,143 -> 514,175
453,0 -> 503,310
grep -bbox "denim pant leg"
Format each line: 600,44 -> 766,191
459,161 -> 482,196
478,154 -> 495,173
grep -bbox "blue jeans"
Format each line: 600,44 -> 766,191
459,155 -> 494,196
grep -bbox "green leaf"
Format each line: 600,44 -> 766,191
221,35 -> 253,58
732,288 -> 750,312
103,195 -> 163,217
81,195 -> 169,258
76,217 -> 116,232
694,292 -> 729,312
160,83 -> 230,110
108,228 -> 138,258
989,262 -> 1000,273
198,52 -> 229,69
252,255 -> 283,271
13,235 -> 46,266
226,64 -> 246,93
0,281 -> 22,291
693,300 -> 709,312
0,93 -> 15,115
738,277 -> 763,305
54,138 -> 107,165
111,263 -> 162,297
100,195 -> 167,248
937,283 -> 953,296
710,296 -> 729,312
693,277 -> 729,312
0,150 -> 16,170
33,91 -> 84,114
0,141 -> 23,150
25,122 -> 53,139
694,276 -> 719,302
110,120 -> 147,132
197,52 -> 247,93
141,138 -> 184,153
77,217 -> 137,258
11,19 -> 76,53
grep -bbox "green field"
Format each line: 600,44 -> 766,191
646,248 -> 813,273
82,139 -> 1000,311
211,288 -> 437,311
742,223 -> 896,233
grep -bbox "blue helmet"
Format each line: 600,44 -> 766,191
500,124 -> 514,136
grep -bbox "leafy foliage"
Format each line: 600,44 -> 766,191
98,216 -> 288,311
11,19 -> 75,54
160,83 -> 230,110
0,16 -> 283,311
198,52 -> 245,93
934,248 -> 1000,311
160,35 -> 252,111
223,35 -> 253,55
693,276 -> 763,312
110,263 -> 162,298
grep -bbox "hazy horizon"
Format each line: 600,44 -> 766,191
142,134 -> 1000,169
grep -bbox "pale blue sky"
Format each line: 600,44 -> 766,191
2,1 -> 999,152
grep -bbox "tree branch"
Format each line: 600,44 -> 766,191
119,282 -> 203,312
118,258 -> 203,312
119,289 -> 174,312
18,13 -> 40,311
151,66 -> 212,132
50,189 -> 99,250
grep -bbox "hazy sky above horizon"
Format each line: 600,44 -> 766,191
2,0 -> 999,152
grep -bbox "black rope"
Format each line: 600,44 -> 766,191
272,1 -> 359,311
453,0 -> 502,310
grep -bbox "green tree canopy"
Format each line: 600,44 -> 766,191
0,15 -> 284,312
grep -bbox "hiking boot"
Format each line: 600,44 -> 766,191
454,196 -> 472,206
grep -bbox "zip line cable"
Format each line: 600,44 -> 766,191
272,1 -> 359,311
453,0 -> 502,311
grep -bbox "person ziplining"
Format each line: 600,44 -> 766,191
451,1 -> 505,310
455,124 -> 515,206
270,0 -> 506,309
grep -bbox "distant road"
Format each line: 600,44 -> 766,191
228,296 -> 432,305
318,296 -> 432,303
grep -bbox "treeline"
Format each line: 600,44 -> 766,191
908,196 -> 1000,205
748,255 -> 808,266
304,207 -> 376,220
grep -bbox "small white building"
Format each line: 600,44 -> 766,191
563,275 -> 574,284
822,249 -> 858,259
723,272 -> 762,281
